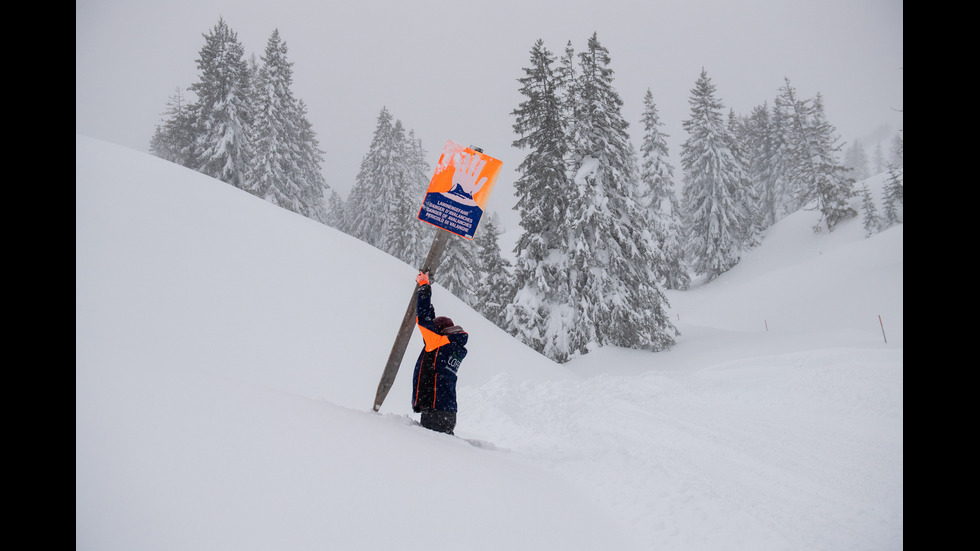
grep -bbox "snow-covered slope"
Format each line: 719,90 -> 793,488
76,135 -> 902,550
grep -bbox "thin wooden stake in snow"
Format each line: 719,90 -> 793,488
878,314 -> 888,344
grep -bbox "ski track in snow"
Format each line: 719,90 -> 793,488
457,346 -> 903,551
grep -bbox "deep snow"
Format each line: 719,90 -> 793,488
76,135 -> 902,550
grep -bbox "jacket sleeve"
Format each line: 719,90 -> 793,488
448,331 -> 468,349
416,284 -> 449,352
416,284 -> 435,326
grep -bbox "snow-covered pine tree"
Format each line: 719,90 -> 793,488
765,99 -> 797,220
776,81 -> 855,232
888,132 -> 904,168
438,234 -> 479,305
324,189 -> 346,229
472,215 -> 515,328
638,88 -> 689,290
557,41 -> 578,171
860,182 -> 881,237
882,131 -> 903,226
378,122 -> 438,267
292,99 -> 329,223
343,108 -> 431,264
680,68 -> 747,281
742,102 -> 780,230
391,130 -> 436,268
773,79 -> 809,214
188,17 -> 254,191
378,119 -> 411,257
727,108 -> 761,250
798,93 -> 857,232
506,38 -> 576,359
342,107 -> 402,248
566,33 -> 676,354
149,87 -> 195,167
245,54 -> 262,157
251,29 -> 304,211
250,32 -> 328,222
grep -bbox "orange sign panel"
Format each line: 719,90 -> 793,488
417,140 -> 502,240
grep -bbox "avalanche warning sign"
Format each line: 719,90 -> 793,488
417,140 -> 502,240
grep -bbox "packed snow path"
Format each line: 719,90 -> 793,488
458,344 -> 902,550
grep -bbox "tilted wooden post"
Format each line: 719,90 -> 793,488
372,230 -> 451,412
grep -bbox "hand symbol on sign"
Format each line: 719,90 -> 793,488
448,151 -> 488,202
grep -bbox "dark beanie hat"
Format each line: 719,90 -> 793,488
434,316 -> 454,332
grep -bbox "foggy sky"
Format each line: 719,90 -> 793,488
76,0 -> 903,226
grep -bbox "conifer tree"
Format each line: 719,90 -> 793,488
378,122 -> 436,267
472,215 -> 515,328
802,95 -> 856,231
742,103 -> 779,229
506,39 -> 576,358
250,32 -> 328,222
776,81 -> 855,231
188,17 -> 254,191
565,33 -> 676,354
638,88 -> 689,290
252,29 -> 304,210
149,87 -> 195,167
860,183 -> 881,237
773,79 -> 809,214
324,189 -> 346,229
765,100 -> 797,220
394,130 -> 437,267
343,107 -> 401,247
727,108 -> 761,249
246,54 -> 262,119
439,234 -> 479,305
152,22 -> 328,225
557,41 -> 578,171
888,132 -> 904,168
378,127 -> 426,270
292,99 -> 329,223
810,94 -> 857,230
882,131 -> 903,226
343,108 -> 431,264
680,68 -> 747,281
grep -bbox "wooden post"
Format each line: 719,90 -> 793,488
373,230 -> 452,412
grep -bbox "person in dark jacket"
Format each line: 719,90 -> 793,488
411,270 -> 468,435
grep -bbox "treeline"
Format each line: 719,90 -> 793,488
151,21 -> 904,363
149,18 -> 513,337
499,33 -> 902,361
150,18 -> 329,223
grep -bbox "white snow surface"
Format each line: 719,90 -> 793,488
76,135 -> 903,551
